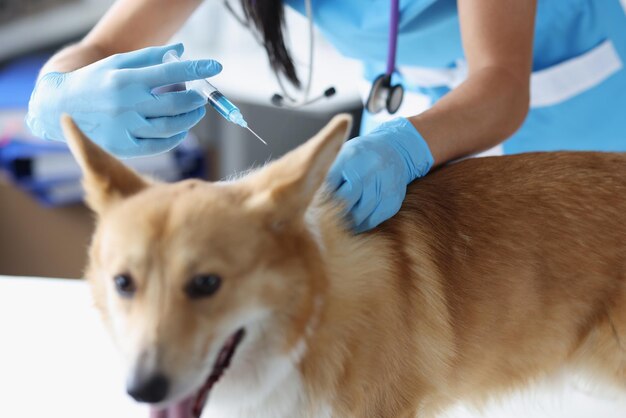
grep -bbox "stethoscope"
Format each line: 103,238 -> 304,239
226,0 -> 403,113
269,0 -> 337,107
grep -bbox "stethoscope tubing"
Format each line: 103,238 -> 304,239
277,0 -> 401,108
387,0 -> 400,76
225,0 -> 401,109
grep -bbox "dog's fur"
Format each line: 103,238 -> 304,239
62,114 -> 626,417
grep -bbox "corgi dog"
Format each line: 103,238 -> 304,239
61,114 -> 626,418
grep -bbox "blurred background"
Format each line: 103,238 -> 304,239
0,0 -> 363,278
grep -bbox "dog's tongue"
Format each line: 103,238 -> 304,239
149,397 -> 194,418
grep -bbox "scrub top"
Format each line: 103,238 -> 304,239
285,0 -> 626,154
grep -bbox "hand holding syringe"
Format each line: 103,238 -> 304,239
163,50 -> 267,145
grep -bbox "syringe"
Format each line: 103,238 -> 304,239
162,50 -> 267,145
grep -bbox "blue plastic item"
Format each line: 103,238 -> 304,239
26,43 -> 222,158
327,117 -> 433,233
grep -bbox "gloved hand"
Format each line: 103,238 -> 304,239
26,43 -> 221,158
327,117 -> 434,233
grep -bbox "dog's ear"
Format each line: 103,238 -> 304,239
246,113 -> 352,221
60,114 -> 148,214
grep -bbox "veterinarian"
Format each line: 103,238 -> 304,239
27,0 -> 626,232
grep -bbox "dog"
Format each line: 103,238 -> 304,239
61,113 -> 626,418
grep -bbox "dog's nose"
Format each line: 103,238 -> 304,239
127,373 -> 169,403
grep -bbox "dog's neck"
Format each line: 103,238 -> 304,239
296,193 -> 439,415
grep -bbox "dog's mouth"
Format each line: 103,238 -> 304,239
191,328 -> 245,417
150,328 -> 245,418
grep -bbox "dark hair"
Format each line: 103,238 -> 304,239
238,0 -> 301,88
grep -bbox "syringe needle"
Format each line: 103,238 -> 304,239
246,126 -> 268,146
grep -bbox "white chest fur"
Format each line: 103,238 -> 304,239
202,367 -> 306,418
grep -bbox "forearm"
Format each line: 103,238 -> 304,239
410,66 -> 530,167
39,0 -> 202,77
39,42 -> 109,76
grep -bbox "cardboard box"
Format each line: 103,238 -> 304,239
0,178 -> 93,278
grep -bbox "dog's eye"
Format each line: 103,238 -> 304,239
114,274 -> 136,297
185,274 -> 222,299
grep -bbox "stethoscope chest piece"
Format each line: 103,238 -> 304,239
366,74 -> 405,115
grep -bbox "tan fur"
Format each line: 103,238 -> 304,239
61,114 -> 626,417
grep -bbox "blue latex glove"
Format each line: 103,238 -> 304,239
327,117 -> 434,233
26,43 -> 221,158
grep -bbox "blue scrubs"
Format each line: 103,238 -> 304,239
285,0 -> 626,153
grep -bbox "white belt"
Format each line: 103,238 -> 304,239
398,59 -> 468,89
374,39 -> 623,109
530,40 -> 622,107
